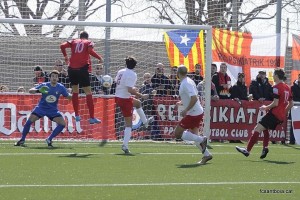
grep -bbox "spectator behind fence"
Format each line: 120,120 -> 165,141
211,63 -> 218,76
0,85 -> 9,92
230,72 -> 250,102
168,66 -> 180,96
89,64 -> 110,95
212,63 -> 231,99
139,73 -> 160,139
54,59 -> 70,88
188,63 -> 203,86
151,63 -> 170,96
289,74 -> 300,145
249,71 -> 273,103
33,66 -> 48,85
197,63 -> 219,103
17,86 -> 26,93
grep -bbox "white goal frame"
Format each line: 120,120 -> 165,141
0,18 -> 212,140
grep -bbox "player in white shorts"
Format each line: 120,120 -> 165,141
115,56 -> 154,154
175,65 -> 212,164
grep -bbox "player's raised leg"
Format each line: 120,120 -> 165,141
133,98 -> 154,128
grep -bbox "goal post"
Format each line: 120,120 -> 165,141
0,18 -> 212,141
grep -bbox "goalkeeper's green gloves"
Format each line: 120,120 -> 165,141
39,86 -> 49,94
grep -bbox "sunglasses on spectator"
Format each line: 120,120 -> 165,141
96,68 -> 103,70
57,65 -> 63,66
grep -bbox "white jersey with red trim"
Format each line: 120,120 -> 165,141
179,77 -> 203,116
115,68 -> 137,98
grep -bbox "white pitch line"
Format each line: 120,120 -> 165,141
0,141 -> 298,149
0,182 -> 299,188
0,152 -> 234,156
0,152 -> 299,156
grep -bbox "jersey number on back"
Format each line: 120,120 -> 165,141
75,42 -> 84,53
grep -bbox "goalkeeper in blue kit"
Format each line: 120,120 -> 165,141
15,70 -> 72,148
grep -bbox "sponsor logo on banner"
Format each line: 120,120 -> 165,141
153,97 -> 286,140
0,94 -> 116,140
0,103 -> 82,135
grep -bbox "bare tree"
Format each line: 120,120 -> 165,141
116,0 -> 298,31
0,0 -> 299,36
0,0 -> 110,37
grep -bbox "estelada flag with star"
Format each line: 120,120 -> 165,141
164,30 -> 205,74
291,34 -> 300,82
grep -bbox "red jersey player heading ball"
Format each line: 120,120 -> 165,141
60,31 -> 103,124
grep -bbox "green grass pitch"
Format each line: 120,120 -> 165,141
0,140 -> 299,200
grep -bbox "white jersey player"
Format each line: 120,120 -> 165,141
175,65 -> 213,164
114,56 -> 154,154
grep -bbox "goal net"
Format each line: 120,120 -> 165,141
0,18 -> 212,141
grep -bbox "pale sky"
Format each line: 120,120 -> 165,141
4,0 -> 300,45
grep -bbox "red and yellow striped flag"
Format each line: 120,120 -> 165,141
212,29 -> 286,86
292,34 -> 300,82
164,30 -> 205,74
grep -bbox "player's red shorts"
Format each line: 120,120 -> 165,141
115,97 -> 133,117
179,114 -> 203,129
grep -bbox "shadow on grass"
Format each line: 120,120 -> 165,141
114,153 -> 136,156
248,160 -> 295,165
177,163 -> 209,168
282,144 -> 300,150
59,153 -> 93,158
28,146 -> 73,150
98,140 -> 108,147
263,160 -> 295,165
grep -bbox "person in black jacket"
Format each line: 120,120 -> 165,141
33,66 -> 49,85
151,63 -> 171,96
249,71 -> 273,102
230,72 -> 249,102
188,63 -> 204,86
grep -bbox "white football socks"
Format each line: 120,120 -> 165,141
181,130 -> 203,143
136,107 -> 147,124
123,127 -> 132,148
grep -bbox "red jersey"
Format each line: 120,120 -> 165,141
270,82 -> 292,121
60,39 -> 102,69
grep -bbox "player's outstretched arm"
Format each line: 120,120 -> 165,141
88,47 -> 103,63
60,42 -> 70,64
29,86 -> 49,94
66,93 -> 72,100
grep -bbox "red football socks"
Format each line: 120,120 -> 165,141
263,130 -> 269,148
72,93 -> 79,116
247,131 -> 260,152
86,94 -> 94,118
